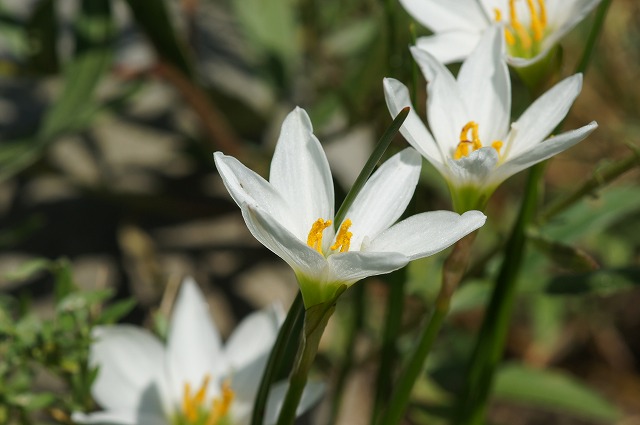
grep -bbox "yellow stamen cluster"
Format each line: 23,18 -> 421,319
453,121 -> 503,160
330,219 -> 353,253
181,376 -> 234,425
307,218 -> 332,253
495,0 -> 547,53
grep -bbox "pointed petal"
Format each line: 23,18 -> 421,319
214,152 -> 295,232
72,410 -> 169,425
400,0 -> 488,32
383,78 -> 445,168
492,122 -> 598,186
327,251 -> 408,284
507,74 -> 583,159
243,205 -> 328,279
367,210 -> 486,259
264,381 -> 325,425
224,306 -> 282,370
89,326 -> 167,414
457,26 -> 510,142
415,31 -> 482,64
167,278 -> 226,398
269,107 -> 334,240
343,148 -> 421,250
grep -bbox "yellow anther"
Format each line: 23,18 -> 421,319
493,8 -> 502,22
331,219 -> 353,253
537,0 -> 547,26
183,382 -> 195,421
205,380 -> 235,425
182,375 -> 212,422
491,140 -> 503,153
526,0 -> 544,41
307,218 -> 332,253
454,122 -> 503,160
508,0 -> 532,50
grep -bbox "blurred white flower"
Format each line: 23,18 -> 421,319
73,277 -> 322,425
384,27 -> 597,211
400,0 -> 601,67
214,107 -> 486,308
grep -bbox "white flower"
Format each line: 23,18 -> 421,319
214,107 -> 486,308
384,27 -> 597,212
73,277 -> 322,425
400,0 -> 601,67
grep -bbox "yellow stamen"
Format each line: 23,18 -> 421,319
205,380 -> 235,425
182,375 -> 211,422
537,0 -> 547,27
183,382 -> 194,421
331,219 -> 353,253
509,0 -> 532,50
306,218 -> 332,253
453,122 -> 503,160
493,8 -> 502,22
495,7 -> 516,46
526,0 -> 543,41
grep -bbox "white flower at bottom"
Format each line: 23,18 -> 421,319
72,278 -> 323,425
384,26 -> 597,211
214,107 -> 486,308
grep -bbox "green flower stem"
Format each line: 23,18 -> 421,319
251,293 -> 304,425
372,270 -> 407,425
378,232 -> 478,425
330,284 -> 365,425
454,163 -> 543,425
277,290 -> 345,425
537,146 -> 640,226
575,0 -> 612,75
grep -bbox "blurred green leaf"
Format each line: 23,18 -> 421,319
8,392 -> 55,410
57,289 -> 113,313
99,298 -> 137,324
25,0 -> 59,75
528,233 -> 599,273
545,267 -> 640,296
3,258 -> 52,282
449,280 -> 491,314
493,363 -> 620,422
324,18 -> 377,57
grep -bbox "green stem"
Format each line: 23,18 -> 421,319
276,297 -> 339,425
251,293 -> 304,425
372,271 -> 406,425
378,232 -> 478,425
454,164 -> 543,425
575,0 -> 612,75
330,284 -> 365,425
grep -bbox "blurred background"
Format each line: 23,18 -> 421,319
0,0 -> 639,424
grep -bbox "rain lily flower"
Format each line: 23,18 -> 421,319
73,277 -> 323,425
214,107 -> 486,308
383,27 -> 597,212
400,0 -> 601,67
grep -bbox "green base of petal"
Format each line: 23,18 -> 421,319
449,185 -> 493,214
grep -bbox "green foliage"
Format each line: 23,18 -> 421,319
0,258 -> 135,425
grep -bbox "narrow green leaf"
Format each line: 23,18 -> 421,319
3,258 -> 52,282
99,298 -> 137,324
528,233 -> 599,273
546,267 -> 640,296
494,363 -> 620,422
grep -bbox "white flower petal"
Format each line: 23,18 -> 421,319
269,107 -> 335,240
327,251 -> 409,284
383,78 -> 445,168
167,278 -> 226,399
493,122 -> 598,186
243,205 -> 328,279
400,0 -> 488,33
72,410 -> 168,425
264,381 -> 325,425
415,30 -> 482,64
446,145 -> 500,187
507,74 -> 583,159
214,152 -> 295,231
89,326 -> 167,414
367,210 -> 486,259
457,26 -> 511,142
344,148 -> 421,250
224,306 -> 282,370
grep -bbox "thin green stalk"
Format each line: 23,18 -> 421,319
372,271 -> 406,425
330,284 -> 365,425
334,107 -> 410,228
378,232 -> 478,425
575,0 -> 612,75
251,293 -> 304,425
454,164 -> 543,425
277,295 -> 341,425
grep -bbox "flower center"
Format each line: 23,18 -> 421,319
494,0 -> 547,58
176,375 -> 234,425
453,121 -> 503,160
306,218 -> 353,254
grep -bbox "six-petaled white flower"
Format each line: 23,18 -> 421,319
214,107 -> 486,308
73,278 -> 322,425
384,27 -> 597,212
400,0 -> 601,67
